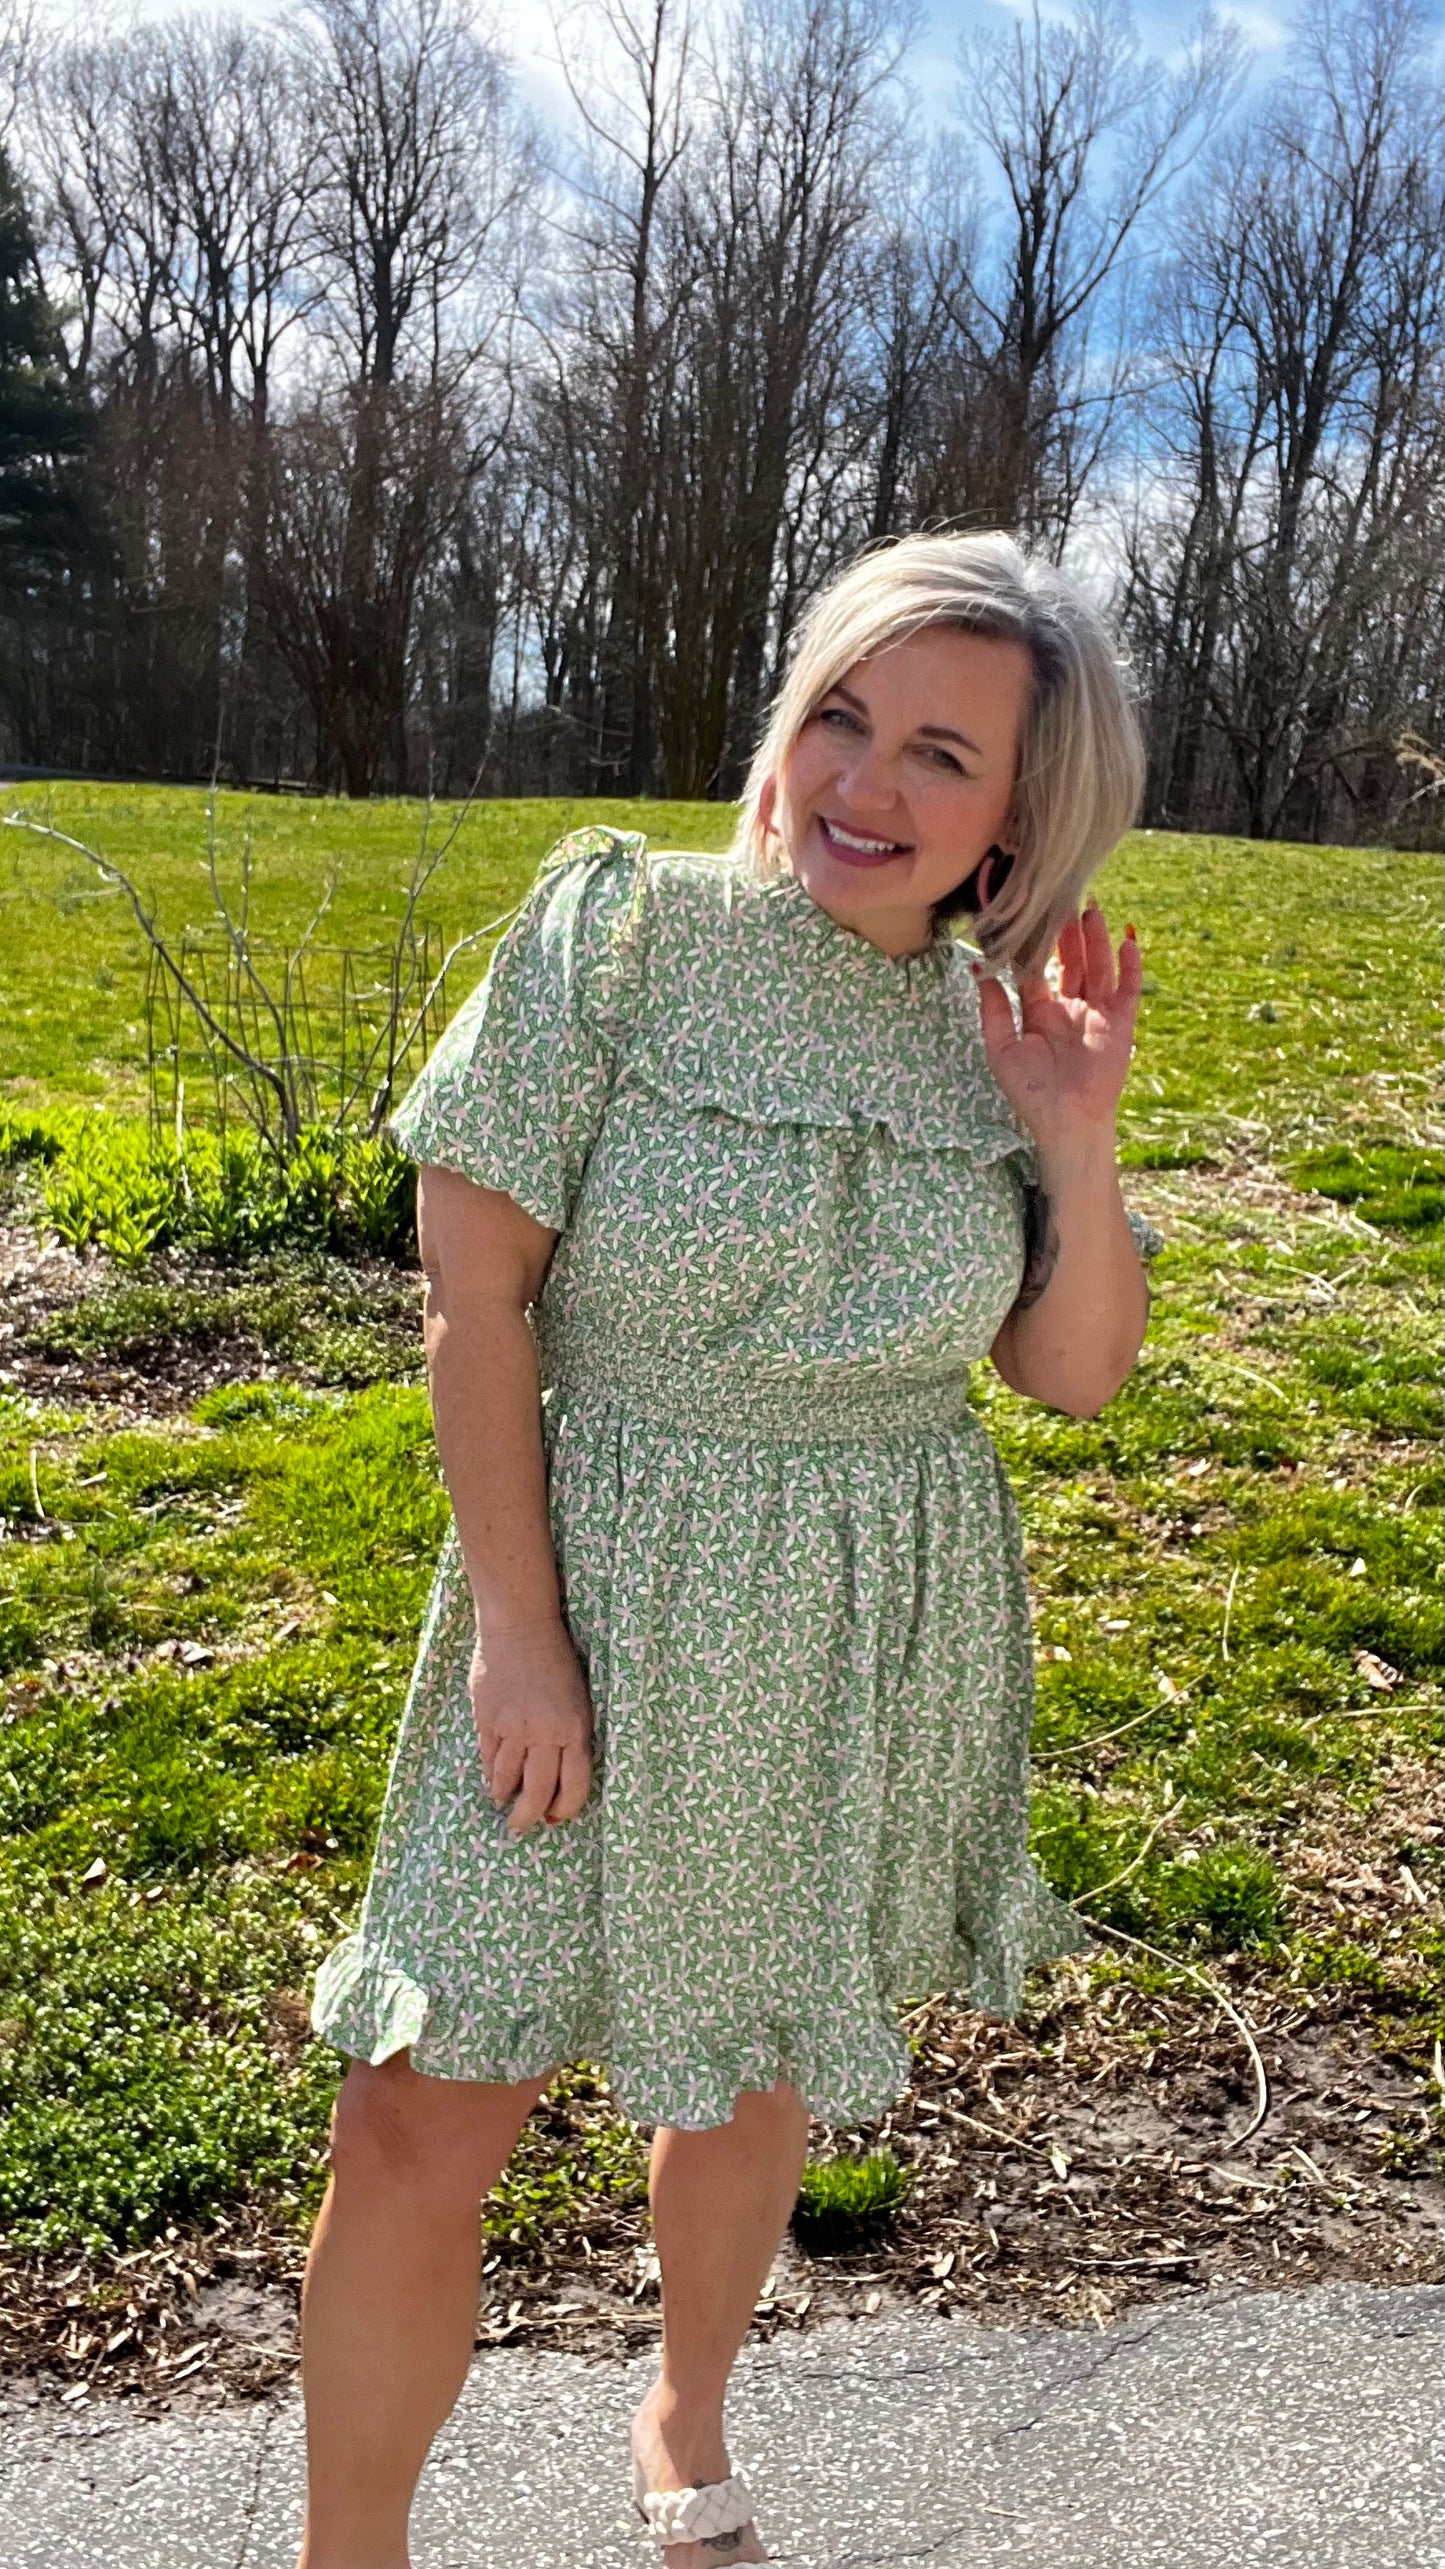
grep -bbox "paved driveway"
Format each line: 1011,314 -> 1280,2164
1,2281 -> 1439,2568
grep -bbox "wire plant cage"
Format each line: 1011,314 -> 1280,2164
145,920 -> 453,1160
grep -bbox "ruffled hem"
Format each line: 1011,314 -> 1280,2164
947,1863 -> 1096,2023
310,1938 -> 432,2066
310,1934 -> 612,2085
309,1874 -> 1095,2132
309,1932 -> 913,2128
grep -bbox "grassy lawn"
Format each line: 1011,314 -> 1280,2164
0,785 -> 737,1119
0,790 -> 1439,2388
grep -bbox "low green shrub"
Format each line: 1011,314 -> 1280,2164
29,1265 -> 422,1389
32,1118 -> 418,1267
1153,1842 -> 1285,1951
0,1105 -> 62,1166
792,2148 -> 910,2246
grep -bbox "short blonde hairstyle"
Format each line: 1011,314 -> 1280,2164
731,530 -> 1146,978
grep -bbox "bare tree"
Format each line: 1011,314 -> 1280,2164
297,0 -> 535,392
1,0 -> 1440,840
1122,0 -> 1444,842
548,0 -> 694,792
257,383 -> 469,796
0,0 -> 37,150
939,0 -> 1245,544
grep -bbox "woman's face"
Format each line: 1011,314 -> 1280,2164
768,626 -> 1035,957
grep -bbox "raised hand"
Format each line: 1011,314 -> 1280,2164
973,899 -> 1141,1152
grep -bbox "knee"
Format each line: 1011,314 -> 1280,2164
326,2058 -> 445,2200
325,2054 -> 544,2214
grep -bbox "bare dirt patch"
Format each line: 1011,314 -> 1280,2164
0,1188 -> 420,1417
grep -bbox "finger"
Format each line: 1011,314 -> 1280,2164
488,1733 -> 526,1809
971,965 -> 1020,1064
547,1737 -> 594,1825
1079,899 -> 1117,1001
507,1745 -> 562,1838
1055,910 -> 1086,1002
1015,969 -> 1060,1038
1117,922 -> 1143,1005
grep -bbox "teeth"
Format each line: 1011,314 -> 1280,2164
824,818 -> 903,854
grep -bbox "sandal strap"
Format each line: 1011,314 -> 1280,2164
638,2470 -> 756,2547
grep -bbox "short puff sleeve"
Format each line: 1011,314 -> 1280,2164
389,827 -> 648,1232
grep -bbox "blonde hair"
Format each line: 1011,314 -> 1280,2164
731,530 -> 1146,978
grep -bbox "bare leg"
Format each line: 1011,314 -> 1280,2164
297,2049 -> 553,2569
634,2083 -> 812,2567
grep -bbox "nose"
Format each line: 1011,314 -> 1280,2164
835,742 -> 901,816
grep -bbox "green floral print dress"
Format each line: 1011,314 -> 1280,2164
310,827 -> 1135,2131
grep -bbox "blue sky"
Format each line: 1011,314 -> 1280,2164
53,0 -> 1294,133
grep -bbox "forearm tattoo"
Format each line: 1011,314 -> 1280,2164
1018,1183 -> 1060,1310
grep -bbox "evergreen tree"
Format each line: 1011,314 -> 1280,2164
0,143 -> 89,572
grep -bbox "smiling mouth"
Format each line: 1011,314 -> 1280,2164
817,815 -> 912,867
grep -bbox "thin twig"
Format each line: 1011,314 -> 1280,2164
3,815 -> 289,1122
1035,1699 -> 1180,1763
205,795 -> 290,1139
1071,1809 -> 1177,1904
1221,1565 -> 1241,1661
368,906 -> 528,1132
1220,1362 -> 1288,1403
925,2100 -> 1051,2161
1081,1916 -> 1271,2147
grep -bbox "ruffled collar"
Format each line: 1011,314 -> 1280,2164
762,865 -> 956,989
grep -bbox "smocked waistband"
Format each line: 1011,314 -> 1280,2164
539,1336 -> 981,1446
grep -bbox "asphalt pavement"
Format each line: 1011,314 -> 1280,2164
1,2281 -> 1440,2569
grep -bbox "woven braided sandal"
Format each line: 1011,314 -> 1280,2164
631,2442 -> 763,2557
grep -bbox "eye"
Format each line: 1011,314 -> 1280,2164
918,741 -> 979,779
817,703 -> 862,733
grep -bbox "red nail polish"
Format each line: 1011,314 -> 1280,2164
1125,923 -> 1137,941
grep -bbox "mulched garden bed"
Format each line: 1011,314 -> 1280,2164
2,1943 -> 1436,2416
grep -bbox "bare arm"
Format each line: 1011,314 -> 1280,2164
989,1133 -> 1148,1415
417,1163 -> 594,1835
977,901 -> 1149,1420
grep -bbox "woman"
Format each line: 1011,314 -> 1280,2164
304,530 -> 1153,2569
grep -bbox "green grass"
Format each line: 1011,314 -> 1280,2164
0,787 -> 738,1117
0,803 -> 1439,2255
792,2149 -> 910,2245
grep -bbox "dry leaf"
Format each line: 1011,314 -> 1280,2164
1354,1650 -> 1400,1692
